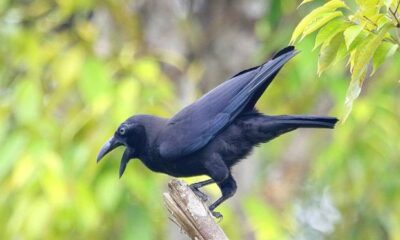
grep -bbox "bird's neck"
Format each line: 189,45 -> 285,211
135,116 -> 169,173
137,150 -> 165,173
134,141 -> 166,173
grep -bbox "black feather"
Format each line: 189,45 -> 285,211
97,46 -> 338,218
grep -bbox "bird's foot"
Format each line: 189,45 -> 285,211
211,210 -> 223,220
189,186 -> 210,202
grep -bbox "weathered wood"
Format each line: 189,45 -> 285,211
163,179 -> 228,240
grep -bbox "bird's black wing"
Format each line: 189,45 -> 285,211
158,46 -> 298,159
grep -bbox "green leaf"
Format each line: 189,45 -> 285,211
314,19 -> 349,49
335,40 -> 348,62
383,0 -> 397,9
356,0 -> 381,7
291,0 -> 348,43
303,11 -> 343,39
343,25 -> 364,50
356,0 -> 382,16
348,31 -> 369,53
344,24 -> 391,120
343,70 -> 366,121
352,24 -> 390,82
372,42 -> 399,74
376,14 -> 391,29
318,34 -> 343,75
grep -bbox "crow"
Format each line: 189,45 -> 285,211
97,46 -> 338,218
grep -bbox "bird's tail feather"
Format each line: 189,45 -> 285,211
272,115 -> 338,129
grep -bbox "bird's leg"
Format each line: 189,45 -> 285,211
203,155 -> 232,218
209,175 -> 237,219
190,179 -> 214,202
191,179 -> 215,189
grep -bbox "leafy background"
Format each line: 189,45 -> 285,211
292,0 -> 400,120
1,0 -> 399,239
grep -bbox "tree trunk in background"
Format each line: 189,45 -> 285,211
98,0 -> 333,239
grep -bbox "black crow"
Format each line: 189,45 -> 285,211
97,46 -> 338,218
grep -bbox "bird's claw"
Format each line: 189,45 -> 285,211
190,186 -> 210,202
211,210 -> 223,220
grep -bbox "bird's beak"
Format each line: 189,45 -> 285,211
119,148 -> 134,178
97,136 -> 123,163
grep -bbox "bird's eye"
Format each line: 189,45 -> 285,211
119,127 -> 126,135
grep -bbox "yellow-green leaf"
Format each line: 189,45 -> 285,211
335,40 -> 348,62
356,0 -> 382,18
343,69 -> 367,121
352,24 -> 390,81
291,0 -> 348,43
356,0 -> 382,8
314,19 -> 349,49
343,25 -> 364,49
344,24 -> 391,120
372,42 -> 399,74
376,14 -> 391,29
303,11 -> 343,37
349,31 -> 369,53
318,34 -> 343,75
384,0 -> 394,9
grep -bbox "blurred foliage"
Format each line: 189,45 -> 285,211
0,0 -> 174,239
292,0 -> 400,119
1,0 -> 399,240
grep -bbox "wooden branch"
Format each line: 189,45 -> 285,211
163,179 -> 228,240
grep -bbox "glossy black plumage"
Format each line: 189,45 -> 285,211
97,46 -> 338,218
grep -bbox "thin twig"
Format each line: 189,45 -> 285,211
347,19 -> 400,45
394,0 -> 400,15
363,16 -> 378,27
389,8 -> 400,27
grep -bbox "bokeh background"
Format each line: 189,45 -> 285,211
1,0 -> 400,239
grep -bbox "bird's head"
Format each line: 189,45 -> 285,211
97,117 -> 146,177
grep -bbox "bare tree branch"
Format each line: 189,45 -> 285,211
163,179 -> 228,240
